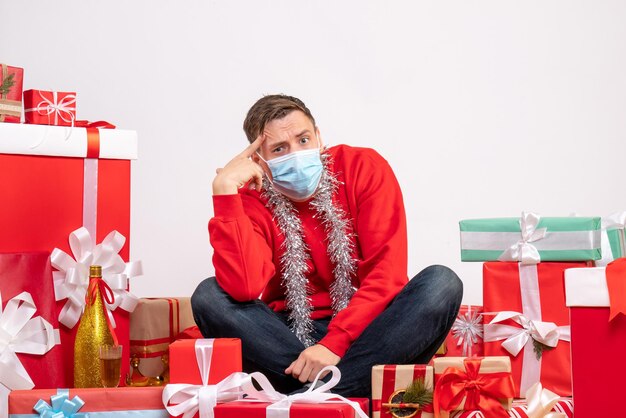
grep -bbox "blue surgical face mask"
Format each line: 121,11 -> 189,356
258,146 -> 324,201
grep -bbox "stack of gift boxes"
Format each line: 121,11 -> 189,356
402,210 -> 624,418
0,62 -> 144,416
4,60 -> 626,418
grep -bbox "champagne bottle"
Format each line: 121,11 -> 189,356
74,265 -> 117,387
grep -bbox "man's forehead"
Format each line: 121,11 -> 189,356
263,115 -> 314,145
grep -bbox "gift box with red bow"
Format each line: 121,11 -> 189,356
482,262 -> 587,397
0,122 -> 139,387
433,356 -> 515,418
23,89 -> 76,126
0,64 -> 23,123
565,260 -> 626,418
372,364 -> 434,418
9,387 -> 168,418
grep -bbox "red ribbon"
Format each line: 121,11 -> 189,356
433,358 -> 515,418
85,277 -> 119,346
85,127 -> 101,158
80,122 -> 115,159
606,258 -> 626,321
75,120 -> 116,129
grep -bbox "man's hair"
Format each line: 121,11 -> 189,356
243,94 -> 316,143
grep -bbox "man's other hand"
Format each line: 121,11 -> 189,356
212,134 -> 266,195
285,344 -> 340,383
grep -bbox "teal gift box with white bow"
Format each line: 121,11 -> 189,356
459,212 -> 601,264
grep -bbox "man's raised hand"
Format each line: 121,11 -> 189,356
212,135 -> 266,195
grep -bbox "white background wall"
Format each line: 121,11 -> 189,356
2,1 -> 625,304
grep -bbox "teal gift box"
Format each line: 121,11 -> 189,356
596,211 -> 626,266
459,213 -> 601,263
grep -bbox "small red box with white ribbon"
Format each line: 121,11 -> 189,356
23,89 -> 77,126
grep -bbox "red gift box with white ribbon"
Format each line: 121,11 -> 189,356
482,262 -> 586,398
0,252 -> 63,417
23,89 -> 77,126
0,122 -> 139,387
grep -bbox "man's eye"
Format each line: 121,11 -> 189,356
272,146 -> 284,153
300,137 -> 309,144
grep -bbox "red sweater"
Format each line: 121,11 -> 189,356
209,145 -> 408,357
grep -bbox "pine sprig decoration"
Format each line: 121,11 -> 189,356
0,73 -> 15,95
387,378 -> 434,417
402,378 -> 433,406
533,339 -> 554,360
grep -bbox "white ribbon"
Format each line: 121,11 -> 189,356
451,305 -> 483,356
498,212 -> 547,265
0,292 -> 60,402
483,311 -> 568,356
524,382 -> 567,418
597,211 -> 626,267
484,264 -> 570,395
242,366 -> 369,418
24,91 -> 76,126
50,227 -> 142,329
162,339 -> 249,418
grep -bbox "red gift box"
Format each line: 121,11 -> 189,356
482,262 -> 586,397
565,262 -> 626,418
0,64 -> 23,123
0,123 -> 138,387
371,364 -> 433,418
8,387 -> 167,417
23,89 -> 76,126
444,305 -> 484,357
0,253 -> 65,418
169,338 -> 242,385
213,398 -> 369,418
165,338 -> 243,418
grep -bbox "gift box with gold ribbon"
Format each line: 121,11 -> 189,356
433,356 -> 515,418
0,64 -> 23,123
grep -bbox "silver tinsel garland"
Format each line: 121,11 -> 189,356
262,154 -> 357,347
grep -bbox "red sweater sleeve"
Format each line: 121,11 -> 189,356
318,148 -> 408,356
209,193 -> 276,301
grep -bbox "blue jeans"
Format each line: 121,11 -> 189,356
191,265 -> 462,398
